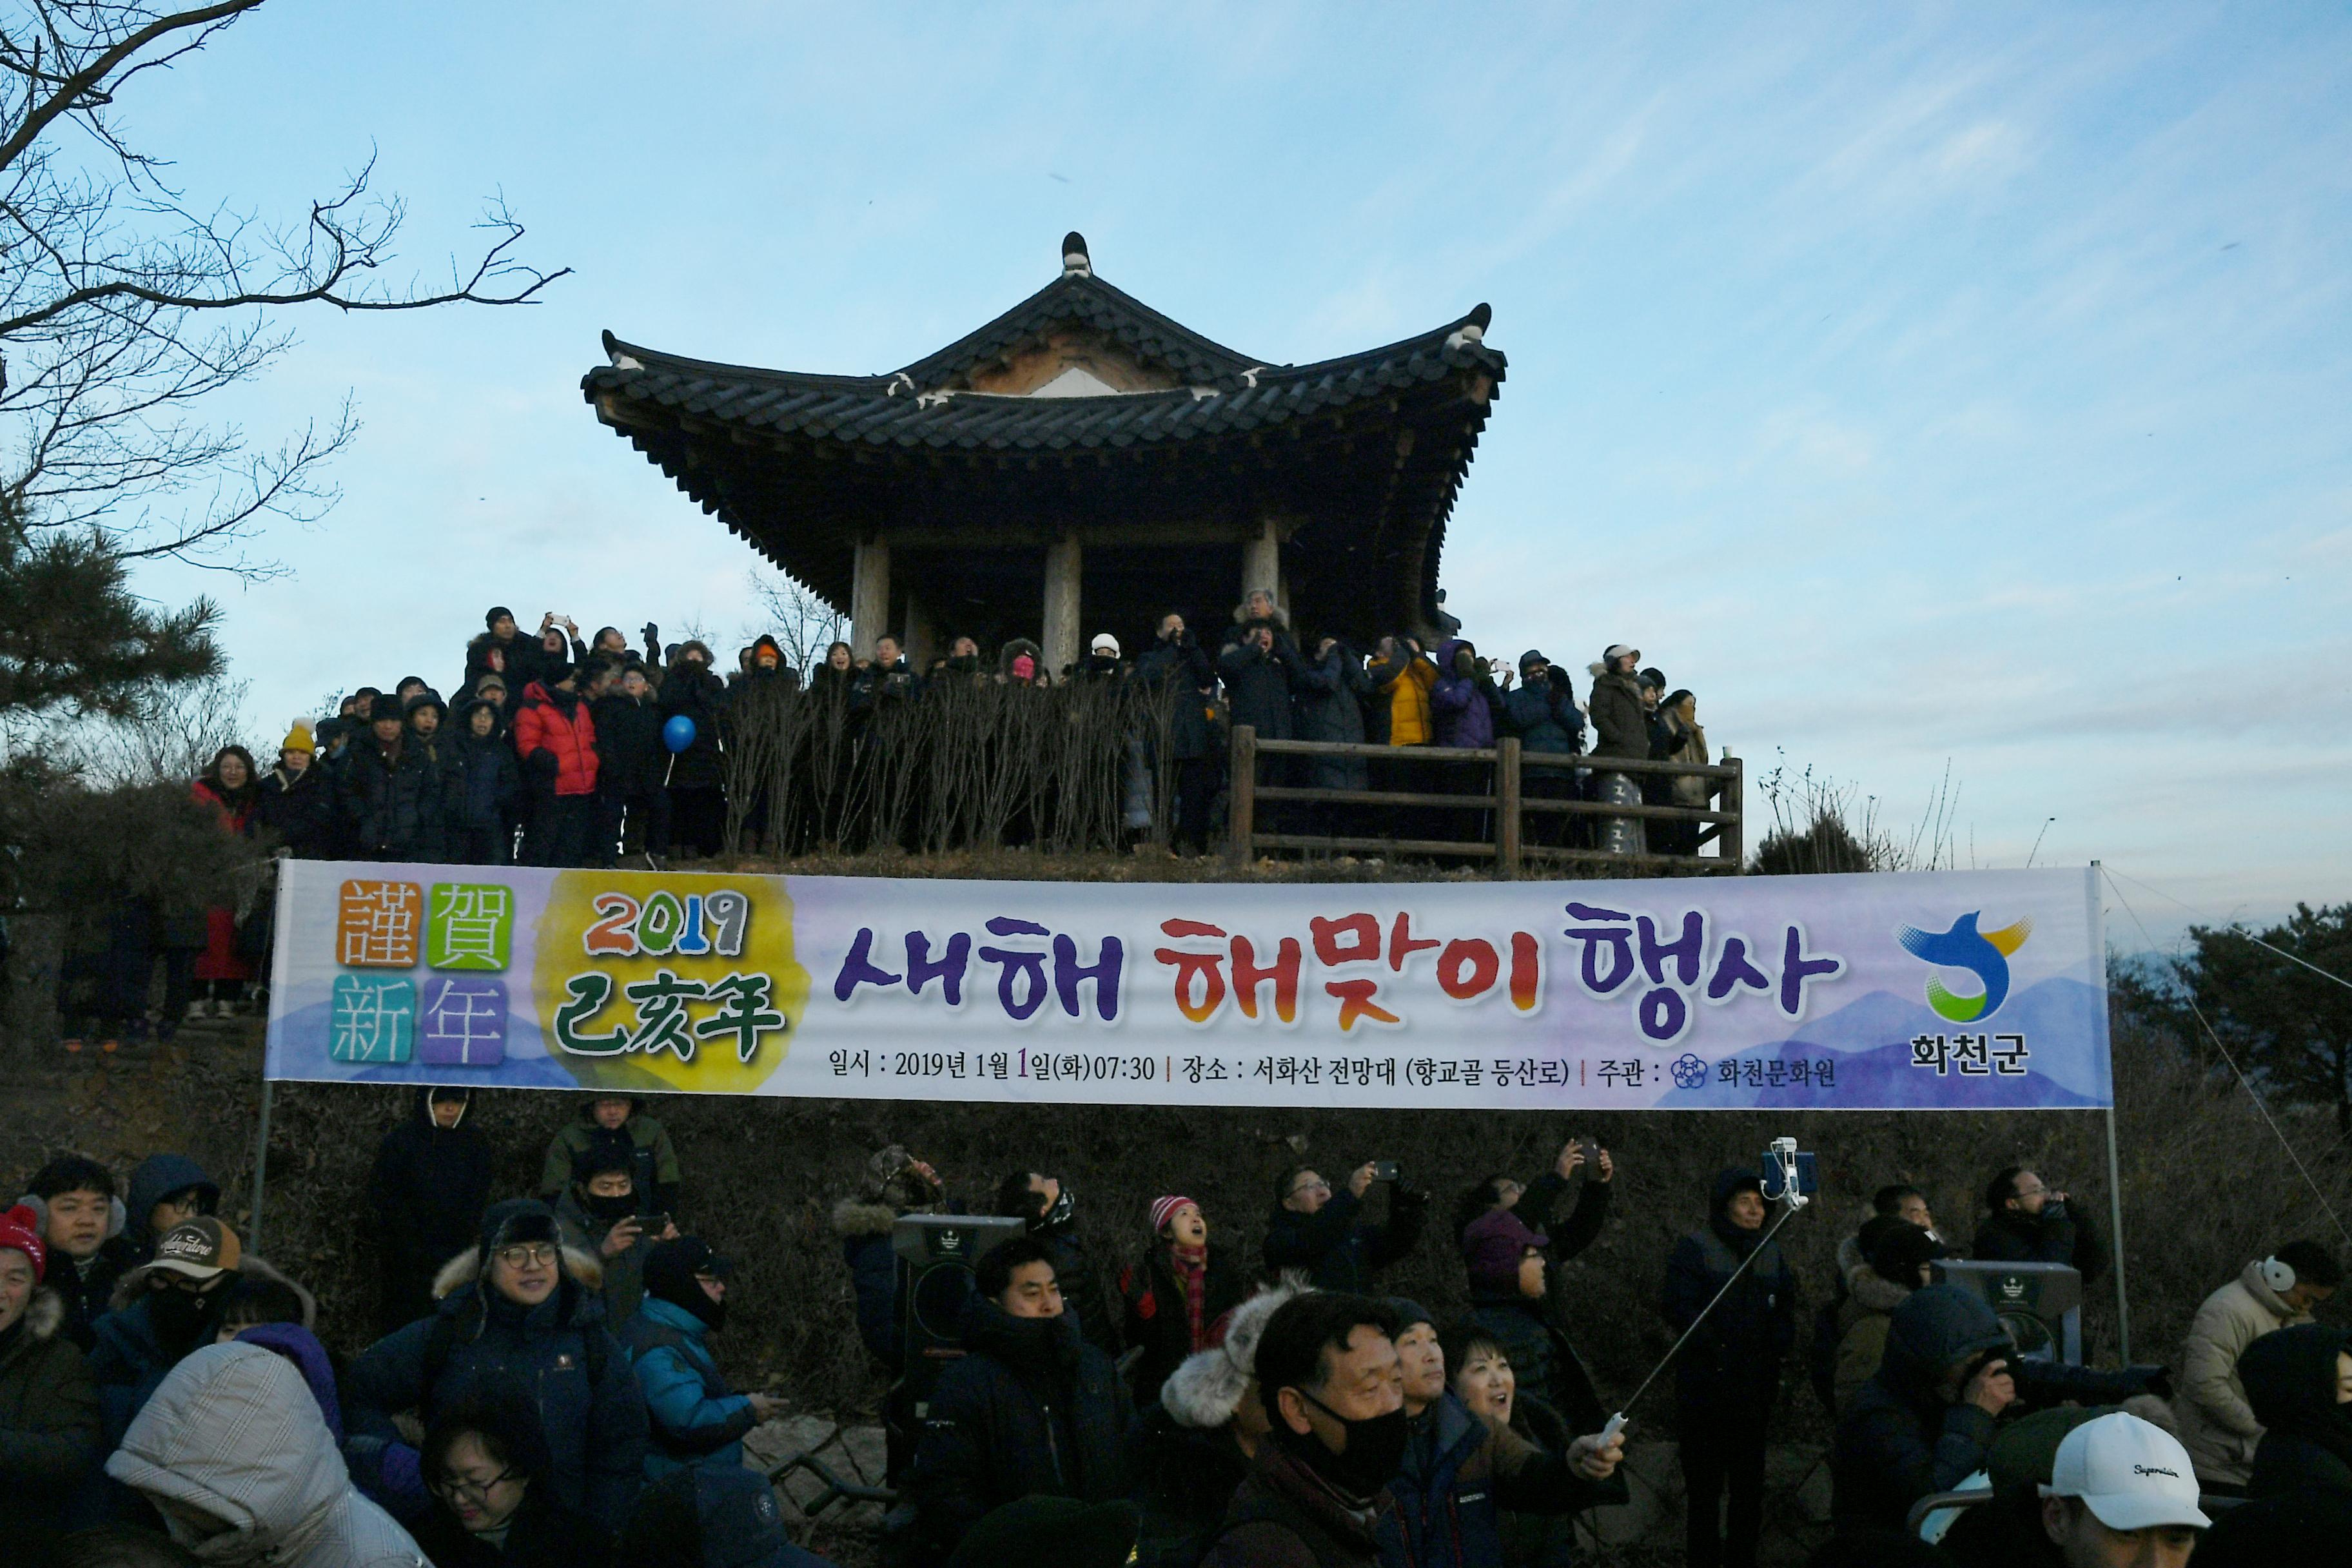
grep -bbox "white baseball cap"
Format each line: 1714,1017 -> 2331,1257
2038,1413 -> 2209,1533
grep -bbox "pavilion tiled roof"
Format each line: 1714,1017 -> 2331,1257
583,308 -> 1503,456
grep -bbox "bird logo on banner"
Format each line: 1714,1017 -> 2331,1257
1895,912 -> 2033,1023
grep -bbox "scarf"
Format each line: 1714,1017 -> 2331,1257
1170,1243 -> 1210,1351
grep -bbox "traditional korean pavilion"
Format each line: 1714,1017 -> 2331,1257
581,234 -> 1505,672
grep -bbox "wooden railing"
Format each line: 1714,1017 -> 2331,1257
1224,727 -> 1744,876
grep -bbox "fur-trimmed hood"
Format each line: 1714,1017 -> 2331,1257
832,1198 -> 898,1239
111,1252 -> 317,1325
431,1240 -> 603,1302
1161,1278 -> 1310,1430
7,1284 -> 65,1344
1846,1262 -> 1914,1316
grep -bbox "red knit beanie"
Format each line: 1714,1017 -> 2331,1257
1150,1195 -> 1199,1235
0,1203 -> 46,1282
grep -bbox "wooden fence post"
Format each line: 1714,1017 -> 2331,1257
1721,752 -> 1745,870
1228,725 -> 1257,864
1496,737 -> 1522,878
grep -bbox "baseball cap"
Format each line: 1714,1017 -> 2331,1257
150,1216 -> 241,1282
2039,1412 -> 2210,1532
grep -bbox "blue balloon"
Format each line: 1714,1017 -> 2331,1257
662,714 -> 697,753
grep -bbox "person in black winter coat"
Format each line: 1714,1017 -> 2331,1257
342,694 -> 455,862
905,1237 -> 1133,1565
413,1388 -> 612,1568
462,607 -> 533,700
253,725 -> 340,859
342,1199 -> 648,1531
1972,1167 -> 2108,1284
594,665 -> 670,867
2241,1320 -> 2352,1500
658,643 -> 729,859
1134,614 -> 1224,857
1291,637 -> 1372,799
1262,1162 -> 1427,1295
1830,1285 -> 2015,1534
995,1171 -> 1120,1357
17,1156 -> 135,1353
448,699 -> 522,865
1215,621 -> 1303,743
831,1146 -> 946,1372
1117,1197 -> 1250,1409
1663,1170 -> 1801,1568
366,1088 -> 494,1338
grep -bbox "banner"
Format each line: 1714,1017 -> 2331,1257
263,863 -> 2108,1110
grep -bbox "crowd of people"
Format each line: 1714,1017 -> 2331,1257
54,598 -> 1725,1046
9,1102 -> 2342,1567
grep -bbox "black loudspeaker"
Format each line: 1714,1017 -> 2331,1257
1933,1260 -> 2083,1365
884,1213 -> 1026,1488
890,1214 -> 1027,1403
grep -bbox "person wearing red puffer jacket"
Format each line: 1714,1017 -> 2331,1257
513,660 -> 603,868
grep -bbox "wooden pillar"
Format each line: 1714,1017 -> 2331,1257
1721,752 -> 1745,871
1228,725 -> 1257,864
1042,533 -> 1082,677
1242,518 -> 1281,605
904,594 -> 936,672
851,538 -> 890,658
1496,737 -> 1522,878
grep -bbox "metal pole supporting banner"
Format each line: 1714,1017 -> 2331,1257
249,1080 -> 275,1256
2104,1102 -> 2130,1364
2090,861 -> 2131,1364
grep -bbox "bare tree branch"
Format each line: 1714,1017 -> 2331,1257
0,1 -> 568,582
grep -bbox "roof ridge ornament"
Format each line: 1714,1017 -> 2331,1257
1061,231 -> 1092,278
600,328 -> 644,371
1444,302 -> 1493,352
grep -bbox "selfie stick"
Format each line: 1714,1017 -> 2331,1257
1598,1138 -> 1811,1445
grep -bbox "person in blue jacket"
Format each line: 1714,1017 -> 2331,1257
343,1197 -> 648,1531
624,1235 -> 783,1478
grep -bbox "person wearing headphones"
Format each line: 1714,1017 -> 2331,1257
2171,1240 -> 2341,1493
15,1156 -> 135,1352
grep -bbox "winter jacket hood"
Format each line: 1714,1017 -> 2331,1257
832,1195 -> 897,1238
232,1322 -> 343,1440
2243,1322 -> 2352,1433
127,1155 -> 217,1242
1162,1280 -> 1311,1430
1708,1168 -> 1772,1256
106,1341 -> 425,1565
1876,1286 -> 2010,1406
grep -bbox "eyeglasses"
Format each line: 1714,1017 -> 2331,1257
1288,1179 -> 1332,1199
495,1244 -> 559,1269
430,1466 -> 519,1503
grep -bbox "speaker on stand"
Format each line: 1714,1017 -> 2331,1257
883,1213 -> 1026,1484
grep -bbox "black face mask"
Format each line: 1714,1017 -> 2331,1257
1037,1187 -> 1075,1232
148,1282 -> 227,1354
1276,1389 -> 1410,1500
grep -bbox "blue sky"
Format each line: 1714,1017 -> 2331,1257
108,3 -> 2350,941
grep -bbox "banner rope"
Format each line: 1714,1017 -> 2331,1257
2103,863 -> 2352,995
1610,1195 -> 1805,1424
2102,868 -> 2352,1248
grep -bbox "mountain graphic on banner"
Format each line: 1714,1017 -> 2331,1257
1698,977 -> 2108,1108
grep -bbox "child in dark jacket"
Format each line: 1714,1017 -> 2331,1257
449,699 -> 522,865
